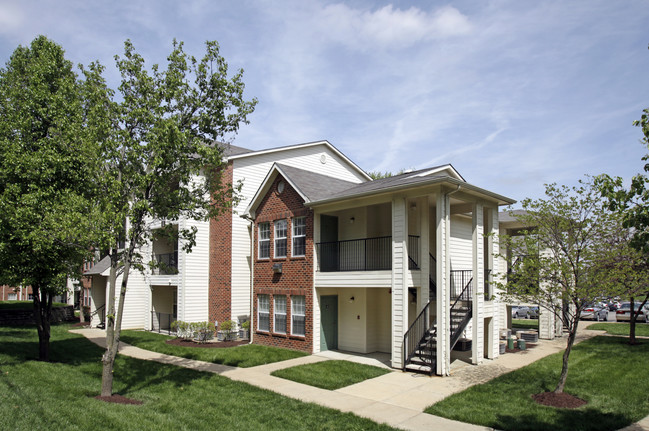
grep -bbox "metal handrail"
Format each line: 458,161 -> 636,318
317,235 -> 421,272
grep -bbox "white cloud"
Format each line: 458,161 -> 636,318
320,4 -> 472,50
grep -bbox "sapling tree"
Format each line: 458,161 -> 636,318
96,39 -> 256,397
496,180 -> 616,394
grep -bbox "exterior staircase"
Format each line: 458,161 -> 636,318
403,258 -> 473,376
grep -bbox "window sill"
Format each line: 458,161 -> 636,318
289,334 -> 306,340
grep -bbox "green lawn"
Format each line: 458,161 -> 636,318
0,324 -> 396,431
120,329 -> 308,368
271,360 -> 391,390
425,336 -> 649,431
511,318 -> 539,331
0,300 -> 68,310
587,322 -> 649,337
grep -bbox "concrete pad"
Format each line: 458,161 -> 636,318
399,413 -> 493,431
381,388 -> 451,411
316,393 -> 376,413
337,379 -> 406,402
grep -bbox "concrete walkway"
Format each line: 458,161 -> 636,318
70,327 -> 649,431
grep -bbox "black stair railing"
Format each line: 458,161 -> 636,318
91,304 -> 106,329
429,254 -> 437,301
403,301 -> 433,371
450,275 -> 473,350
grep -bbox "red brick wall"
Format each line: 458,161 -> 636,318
209,162 -> 234,325
252,174 -> 314,352
0,285 -> 33,301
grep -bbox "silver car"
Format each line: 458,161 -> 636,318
615,302 -> 649,322
580,304 -> 607,321
512,306 -> 531,319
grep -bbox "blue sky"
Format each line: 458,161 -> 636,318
1,0 -> 648,204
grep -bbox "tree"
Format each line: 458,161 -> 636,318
497,180 -> 616,394
0,36 -> 101,360
597,101 -> 649,343
96,40 -> 256,397
592,222 -> 649,344
367,168 -> 409,179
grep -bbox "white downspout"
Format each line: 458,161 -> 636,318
241,214 -> 255,345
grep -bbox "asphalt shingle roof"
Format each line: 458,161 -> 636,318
275,164 -> 360,202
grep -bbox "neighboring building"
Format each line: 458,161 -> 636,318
84,139 -> 517,376
244,163 -> 515,374
1,285 -> 33,301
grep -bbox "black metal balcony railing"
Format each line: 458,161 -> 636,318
152,252 -> 178,275
317,236 -> 420,272
450,270 -> 472,299
151,311 -> 176,334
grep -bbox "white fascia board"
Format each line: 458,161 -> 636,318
407,164 -> 465,182
227,140 -> 372,182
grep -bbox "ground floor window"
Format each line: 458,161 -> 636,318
8,293 -> 17,301
291,295 -> 305,336
274,295 -> 286,334
258,294 -> 270,331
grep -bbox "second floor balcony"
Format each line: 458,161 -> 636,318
316,235 -> 420,272
152,252 -> 179,275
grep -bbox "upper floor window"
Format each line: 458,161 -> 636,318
274,219 -> 287,258
292,217 -> 306,257
258,222 -> 270,259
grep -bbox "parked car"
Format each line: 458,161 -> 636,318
512,306 -> 531,319
580,304 -> 608,321
527,306 -> 539,319
616,302 -> 649,322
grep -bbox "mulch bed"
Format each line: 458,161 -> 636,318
532,392 -> 587,409
94,394 -> 143,405
165,338 -> 248,348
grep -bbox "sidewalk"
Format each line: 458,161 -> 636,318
70,327 -> 649,431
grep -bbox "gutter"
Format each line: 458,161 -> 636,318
241,214 -> 255,346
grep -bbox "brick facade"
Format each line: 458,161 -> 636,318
1,285 -> 33,301
252,174 -> 314,352
208,162 -> 234,326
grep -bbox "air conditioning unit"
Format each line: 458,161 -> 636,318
272,263 -> 282,274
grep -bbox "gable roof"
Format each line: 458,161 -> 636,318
226,140 -> 372,181
84,255 -> 111,276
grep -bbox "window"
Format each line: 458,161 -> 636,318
258,222 -> 270,259
8,293 -> 17,301
274,295 -> 287,334
28,294 -> 34,301
274,219 -> 287,258
258,294 -> 270,331
292,217 -> 306,257
291,296 -> 306,336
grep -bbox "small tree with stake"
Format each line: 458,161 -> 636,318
496,179 -> 616,394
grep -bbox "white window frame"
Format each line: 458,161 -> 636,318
274,295 -> 287,334
258,294 -> 270,332
291,295 -> 306,336
274,219 -> 287,258
292,216 -> 306,257
258,222 -> 270,259
8,293 -> 17,301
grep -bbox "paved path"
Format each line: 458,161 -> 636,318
70,326 -> 649,431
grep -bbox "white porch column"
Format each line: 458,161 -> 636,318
418,196 -> 430,313
436,190 -> 451,376
391,197 -> 408,368
486,207 -> 499,359
472,202 -> 484,365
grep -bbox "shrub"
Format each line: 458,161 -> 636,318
219,320 -> 235,341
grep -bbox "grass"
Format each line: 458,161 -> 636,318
587,321 -> 649,337
0,324 -> 397,431
271,360 -> 391,390
120,329 -> 308,368
511,318 -> 539,331
425,336 -> 649,431
0,300 -> 68,310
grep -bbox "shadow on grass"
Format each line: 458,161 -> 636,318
493,409 -> 633,431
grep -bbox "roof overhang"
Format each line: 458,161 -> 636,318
244,163 -> 311,219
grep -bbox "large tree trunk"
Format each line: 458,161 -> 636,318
32,284 -> 53,361
629,297 -> 637,345
554,312 -> 579,393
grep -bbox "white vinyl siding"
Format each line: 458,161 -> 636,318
274,219 -> 287,258
291,295 -> 305,336
274,295 -> 287,334
258,294 -> 270,332
292,216 -> 306,257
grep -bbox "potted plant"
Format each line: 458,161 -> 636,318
239,320 -> 250,340
217,320 -> 235,341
